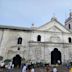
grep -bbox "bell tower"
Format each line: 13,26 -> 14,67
65,12 -> 72,31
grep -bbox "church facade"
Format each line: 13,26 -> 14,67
0,13 -> 72,64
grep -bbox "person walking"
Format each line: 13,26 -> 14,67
31,66 -> 35,72
22,64 -> 27,72
52,67 -> 58,72
69,67 -> 72,72
45,64 -> 51,72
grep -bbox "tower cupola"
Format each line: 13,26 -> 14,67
65,12 -> 72,30
69,12 -> 72,18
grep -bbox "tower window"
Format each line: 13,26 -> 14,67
17,37 -> 22,44
37,35 -> 41,41
68,37 -> 71,43
69,24 -> 71,29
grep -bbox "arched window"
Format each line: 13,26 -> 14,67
68,37 -> 71,43
17,37 -> 22,44
69,24 -> 71,29
37,35 -> 41,41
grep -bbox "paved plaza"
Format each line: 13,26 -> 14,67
0,65 -> 69,72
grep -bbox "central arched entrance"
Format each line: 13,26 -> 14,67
12,54 -> 22,68
51,48 -> 62,64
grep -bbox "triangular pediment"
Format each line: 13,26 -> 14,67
37,18 -> 70,33
46,26 -> 63,32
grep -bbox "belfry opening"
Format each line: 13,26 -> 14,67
51,48 -> 62,64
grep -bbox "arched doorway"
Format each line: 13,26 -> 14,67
51,48 -> 62,64
12,54 -> 22,68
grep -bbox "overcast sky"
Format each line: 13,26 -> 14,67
0,0 -> 72,27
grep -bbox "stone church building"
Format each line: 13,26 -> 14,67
0,12 -> 72,64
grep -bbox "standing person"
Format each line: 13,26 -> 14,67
52,67 -> 58,72
28,65 -> 31,72
31,66 -> 35,72
45,64 -> 51,72
7,64 -> 13,72
22,64 -> 27,72
69,67 -> 72,72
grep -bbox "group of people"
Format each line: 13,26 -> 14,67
45,64 -> 58,72
21,63 -> 58,72
21,64 -> 35,72
11,54 -> 58,72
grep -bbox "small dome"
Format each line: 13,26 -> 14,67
51,16 -> 57,21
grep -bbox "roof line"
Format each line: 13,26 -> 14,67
36,18 -> 71,33
0,24 -> 32,31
